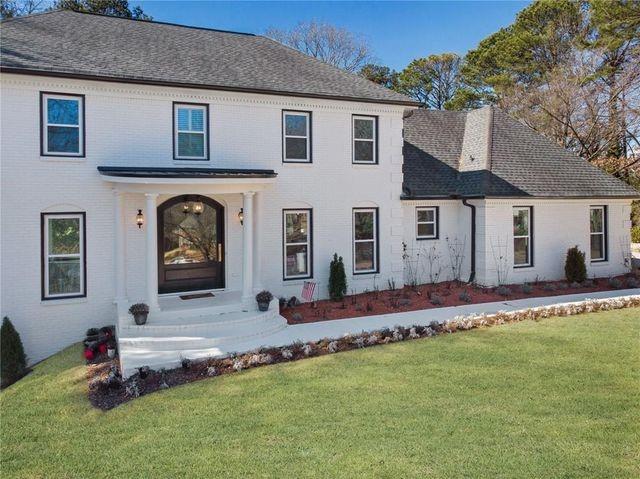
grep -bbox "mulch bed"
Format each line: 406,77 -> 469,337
280,274 -> 638,324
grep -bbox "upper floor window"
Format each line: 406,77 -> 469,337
352,115 -> 377,164
353,208 -> 379,273
41,212 -> 86,300
590,206 -> 607,261
513,206 -> 533,267
174,103 -> 208,160
282,111 -> 311,163
416,206 -> 438,240
41,92 -> 85,157
283,209 -> 312,279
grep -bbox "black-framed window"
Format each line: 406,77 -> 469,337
41,212 -> 87,300
590,205 -> 608,262
352,115 -> 378,164
40,92 -> 85,157
416,206 -> 439,240
513,206 -> 533,267
353,208 -> 379,274
282,111 -> 311,163
173,103 -> 209,160
283,209 -> 312,280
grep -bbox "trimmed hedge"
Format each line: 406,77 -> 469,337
1,317 -> 28,388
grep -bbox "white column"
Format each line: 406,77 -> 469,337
113,190 -> 127,315
252,190 -> 262,292
145,193 -> 160,312
242,191 -> 255,302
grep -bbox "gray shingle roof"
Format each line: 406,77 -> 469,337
403,107 -> 640,199
0,10 -> 417,106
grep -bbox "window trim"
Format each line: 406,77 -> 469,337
416,206 -> 439,240
40,92 -> 86,157
282,209 -> 313,280
589,205 -> 608,262
282,110 -> 312,163
173,102 -> 210,161
352,207 -> 379,274
352,114 -> 378,165
513,206 -> 533,268
41,212 -> 87,301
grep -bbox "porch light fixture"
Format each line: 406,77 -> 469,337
238,208 -> 244,225
193,202 -> 204,215
182,203 -> 190,214
136,209 -> 144,228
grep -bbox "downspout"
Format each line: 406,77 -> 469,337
462,198 -> 476,283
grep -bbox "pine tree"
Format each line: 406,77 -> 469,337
565,246 -> 587,283
1,316 -> 28,388
328,253 -> 347,301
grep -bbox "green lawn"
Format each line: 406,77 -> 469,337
2,309 -> 639,479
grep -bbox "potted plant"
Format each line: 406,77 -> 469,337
128,303 -> 150,325
107,341 -> 116,359
255,290 -> 273,311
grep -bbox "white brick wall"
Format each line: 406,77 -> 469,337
0,74 -> 407,364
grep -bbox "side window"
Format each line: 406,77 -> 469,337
41,92 -> 84,157
282,111 -> 311,162
513,206 -> 532,267
174,103 -> 208,160
352,115 -> 377,164
590,206 -> 607,261
283,209 -> 312,279
42,212 -> 86,300
416,207 -> 438,239
353,208 -> 379,273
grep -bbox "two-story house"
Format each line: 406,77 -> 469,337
1,11 -> 637,373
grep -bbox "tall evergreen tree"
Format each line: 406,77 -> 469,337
1,317 -> 28,388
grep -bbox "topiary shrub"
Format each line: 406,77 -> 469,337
1,317 -> 28,388
632,225 -> 640,243
565,246 -> 587,283
328,253 -> 347,301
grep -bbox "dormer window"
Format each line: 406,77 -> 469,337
174,103 -> 209,160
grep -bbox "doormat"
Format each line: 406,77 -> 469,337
179,292 -> 214,300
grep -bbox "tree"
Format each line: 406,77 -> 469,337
1,0 -> 46,18
396,53 -> 462,109
53,0 -> 151,19
1,317 -> 28,388
564,246 -> 587,283
328,253 -> 347,301
359,63 -> 399,89
266,21 -> 372,73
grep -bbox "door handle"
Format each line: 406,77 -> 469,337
218,243 -> 222,261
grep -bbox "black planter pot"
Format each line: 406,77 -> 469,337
133,312 -> 148,325
257,302 -> 269,312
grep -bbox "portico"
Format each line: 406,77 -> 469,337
98,166 -> 277,319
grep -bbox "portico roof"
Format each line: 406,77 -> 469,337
97,166 -> 277,179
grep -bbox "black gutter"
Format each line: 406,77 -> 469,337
461,198 -> 476,283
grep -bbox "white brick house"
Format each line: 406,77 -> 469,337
1,11 -> 637,370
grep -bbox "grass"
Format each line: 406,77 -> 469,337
2,308 -> 639,478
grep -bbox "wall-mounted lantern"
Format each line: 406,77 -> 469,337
238,208 -> 244,225
136,209 -> 144,228
192,201 -> 204,215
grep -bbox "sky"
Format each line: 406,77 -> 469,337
131,1 -> 530,71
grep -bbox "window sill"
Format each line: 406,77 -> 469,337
351,163 -> 379,168
590,260 -> 609,265
40,156 -> 86,163
513,265 -> 533,269
416,236 -> 439,241
282,278 -> 313,286
41,296 -> 88,306
282,161 -> 313,165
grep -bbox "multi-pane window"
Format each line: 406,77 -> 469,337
513,207 -> 532,267
352,115 -> 377,164
283,209 -> 312,279
416,207 -> 438,239
174,103 -> 208,160
283,111 -> 311,162
42,213 -> 86,299
590,206 -> 607,261
353,208 -> 378,273
41,93 -> 84,156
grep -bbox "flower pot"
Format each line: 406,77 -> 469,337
133,312 -> 148,325
257,302 -> 270,312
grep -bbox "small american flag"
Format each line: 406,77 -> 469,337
301,281 -> 316,302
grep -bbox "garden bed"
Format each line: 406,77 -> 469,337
280,274 -> 639,324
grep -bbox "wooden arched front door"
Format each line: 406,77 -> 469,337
158,195 -> 225,294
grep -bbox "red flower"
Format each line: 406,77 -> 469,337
98,343 -> 108,354
84,348 -> 95,361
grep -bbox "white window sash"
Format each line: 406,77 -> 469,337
353,208 -> 378,273
283,210 -> 311,279
416,207 -> 437,239
513,207 -> 531,267
352,116 -> 377,164
283,112 -> 310,162
44,214 -> 84,299
42,94 -> 83,156
174,104 -> 207,160
590,206 -> 606,261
